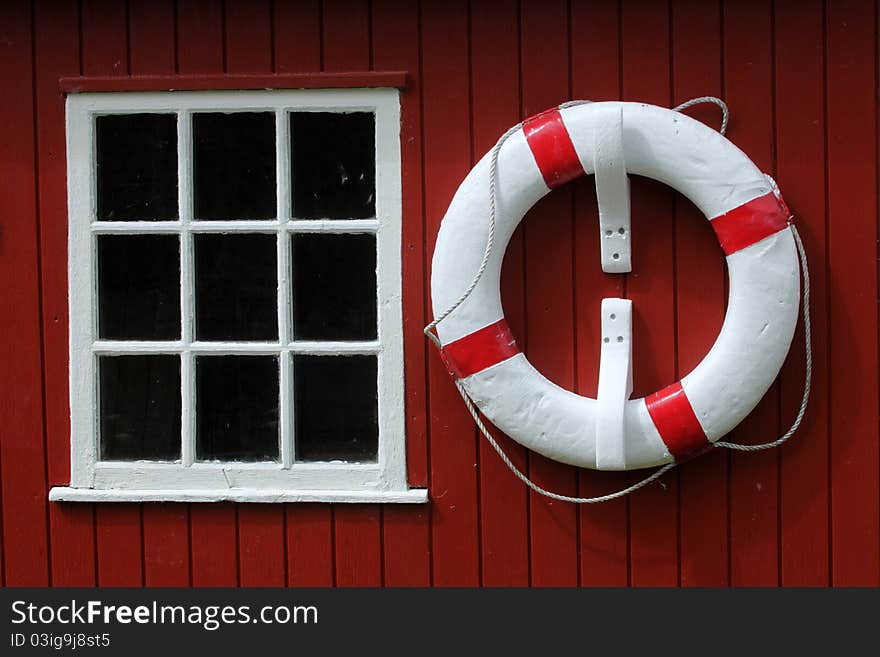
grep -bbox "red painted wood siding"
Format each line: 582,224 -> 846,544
1,0 -> 877,587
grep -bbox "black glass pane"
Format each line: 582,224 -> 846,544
98,234 -> 180,340
291,112 -> 375,219
193,112 -> 276,220
96,113 -> 178,221
294,355 -> 378,462
196,356 -> 279,461
100,355 -> 181,461
195,234 -> 277,341
292,233 -> 377,340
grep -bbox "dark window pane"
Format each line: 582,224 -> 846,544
291,112 -> 375,219
294,355 -> 377,462
96,113 -> 178,221
193,112 -> 276,220
100,355 -> 181,461
196,356 -> 279,461
98,234 -> 180,340
292,233 -> 376,340
195,234 -> 277,341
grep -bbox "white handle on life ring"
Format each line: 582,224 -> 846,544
428,101 -> 800,472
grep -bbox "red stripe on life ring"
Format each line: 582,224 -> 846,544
440,319 -> 520,379
710,192 -> 791,256
522,108 -> 585,189
645,382 -> 711,461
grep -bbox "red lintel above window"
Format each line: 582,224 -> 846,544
60,71 -> 409,94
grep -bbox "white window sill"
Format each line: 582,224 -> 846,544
49,486 -> 429,504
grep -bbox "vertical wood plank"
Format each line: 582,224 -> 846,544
143,505 -> 190,586
321,0 -> 384,587
0,0 -> 50,586
775,0 -> 830,587
520,0 -> 579,586
334,506 -> 382,586
671,0 -> 729,587
191,505 -> 238,586
127,0 -> 191,589
825,0 -> 879,586
225,0 -> 273,74
621,0 -> 680,587
322,0 -> 370,72
381,507 -> 431,586
570,0 -> 629,588
287,505 -> 334,585
179,0 -> 239,586
0,481 -> 3,585
96,504 -> 143,586
47,405 -> 89,558
81,0 -> 145,587
724,0 -> 780,586
81,0 -> 127,76
470,0 -> 529,587
34,0 -> 96,586
129,0 -> 175,74
422,0 -> 480,586
372,0 -> 432,586
274,0 -> 321,73
238,506 -> 286,586
176,0 -> 224,74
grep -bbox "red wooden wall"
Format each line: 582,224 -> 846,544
1,0 -> 878,587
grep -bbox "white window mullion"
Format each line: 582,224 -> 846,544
287,340 -> 381,355
91,220 -> 183,233
277,109 -> 293,468
277,109 -> 292,346
179,110 -> 196,467
181,350 -> 195,466
92,340 -> 185,354
287,218 -> 378,233
280,350 -> 293,468
188,220 -> 282,233
277,109 -> 291,224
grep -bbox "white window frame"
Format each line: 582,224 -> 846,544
50,88 -> 426,504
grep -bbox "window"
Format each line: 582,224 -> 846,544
54,89 -> 423,503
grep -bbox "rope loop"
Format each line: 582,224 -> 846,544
425,97 -> 811,503
673,95 -> 730,134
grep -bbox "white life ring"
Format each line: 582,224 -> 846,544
429,101 -> 800,471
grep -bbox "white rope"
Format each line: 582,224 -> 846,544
425,97 -> 811,503
424,99 -> 593,346
454,379 -> 678,503
673,96 -> 729,135
423,121 -> 521,346
714,222 -> 811,451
